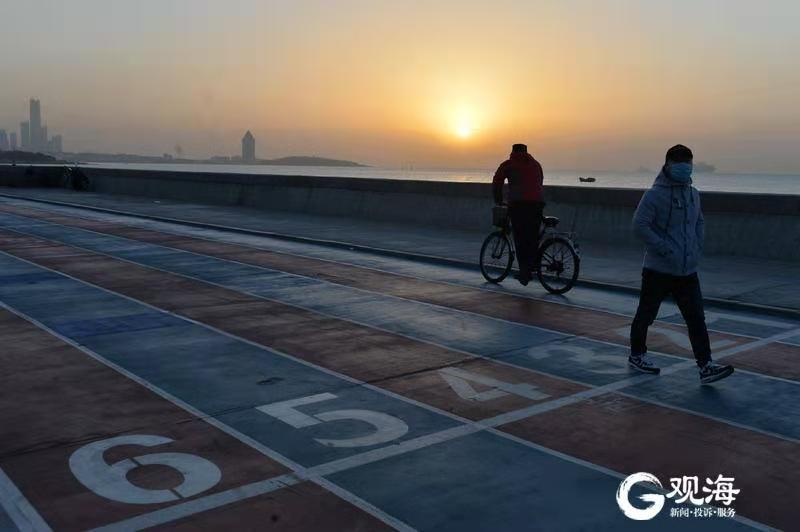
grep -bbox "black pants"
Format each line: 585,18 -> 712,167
509,201 -> 544,279
630,268 -> 711,367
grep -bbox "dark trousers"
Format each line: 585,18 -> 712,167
630,268 -> 711,367
509,201 -> 544,279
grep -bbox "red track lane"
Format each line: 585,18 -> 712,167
0,309 -> 385,531
499,392 -> 800,530
158,482 -> 392,531
725,342 -> 800,381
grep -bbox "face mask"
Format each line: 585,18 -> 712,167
669,162 -> 693,182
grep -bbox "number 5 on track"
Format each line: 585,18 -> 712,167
257,393 -> 409,448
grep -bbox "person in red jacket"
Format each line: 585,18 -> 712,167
492,143 -> 545,285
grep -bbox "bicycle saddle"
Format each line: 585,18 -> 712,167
542,216 -> 560,228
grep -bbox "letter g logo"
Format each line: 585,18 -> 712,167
616,472 -> 665,520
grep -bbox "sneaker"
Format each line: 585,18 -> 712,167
515,273 -> 530,286
629,354 -> 661,375
699,361 -> 734,384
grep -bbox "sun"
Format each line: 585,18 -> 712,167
455,123 -> 474,139
441,101 -> 484,141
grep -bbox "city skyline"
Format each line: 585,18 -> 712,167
0,97 -> 63,154
2,1 -> 800,172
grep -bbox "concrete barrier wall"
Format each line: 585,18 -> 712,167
1,165 -> 798,260
0,165 -> 64,188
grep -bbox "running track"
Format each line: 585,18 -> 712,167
0,196 -> 797,531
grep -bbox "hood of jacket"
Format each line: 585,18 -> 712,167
632,168 -> 704,276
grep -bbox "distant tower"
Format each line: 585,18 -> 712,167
20,122 -> 30,150
30,98 -> 42,150
52,135 -> 63,153
42,125 -> 48,149
0,130 -> 8,151
9,132 -> 17,150
241,130 -> 255,162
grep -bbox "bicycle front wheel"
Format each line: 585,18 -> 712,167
480,231 -> 514,283
537,237 -> 580,294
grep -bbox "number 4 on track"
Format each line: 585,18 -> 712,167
438,367 -> 549,402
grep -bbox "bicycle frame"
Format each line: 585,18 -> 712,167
493,218 -> 579,261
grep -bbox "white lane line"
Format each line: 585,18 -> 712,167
0,467 -> 51,532
90,405 -> 779,532
481,324 -> 800,443
0,298 -> 415,532
0,220 -> 786,531
615,390 -> 800,443
10,197 -> 796,340
1,219 -> 798,446
90,473 -> 301,532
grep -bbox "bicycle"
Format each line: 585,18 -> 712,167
479,204 -> 581,294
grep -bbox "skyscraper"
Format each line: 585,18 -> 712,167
20,122 -> 30,150
30,98 -> 42,150
242,130 -> 255,162
0,130 -> 8,151
9,132 -> 17,150
52,135 -> 63,153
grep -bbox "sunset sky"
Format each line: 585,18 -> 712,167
2,1 -> 799,172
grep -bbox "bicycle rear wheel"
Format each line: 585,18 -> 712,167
480,231 -> 514,283
537,237 -> 580,294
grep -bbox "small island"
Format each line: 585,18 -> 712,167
260,156 -> 366,167
207,155 -> 366,167
694,162 -> 716,173
14,151 -> 368,168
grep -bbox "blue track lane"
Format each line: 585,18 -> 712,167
0,507 -> 19,532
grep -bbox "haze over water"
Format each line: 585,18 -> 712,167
82,162 -> 800,195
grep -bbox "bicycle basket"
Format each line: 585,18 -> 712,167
492,205 -> 509,227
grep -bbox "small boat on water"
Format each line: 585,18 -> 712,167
578,177 -> 596,183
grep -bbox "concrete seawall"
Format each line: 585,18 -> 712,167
1,165 -> 798,260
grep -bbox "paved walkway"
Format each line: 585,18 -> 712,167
0,196 -> 797,530
0,188 -> 798,312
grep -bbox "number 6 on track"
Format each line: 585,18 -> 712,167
69,435 -> 221,504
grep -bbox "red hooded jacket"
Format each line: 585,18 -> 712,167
492,151 -> 544,204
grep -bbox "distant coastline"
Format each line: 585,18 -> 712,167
0,150 -> 69,164
0,150 -> 366,168
64,152 -> 367,168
